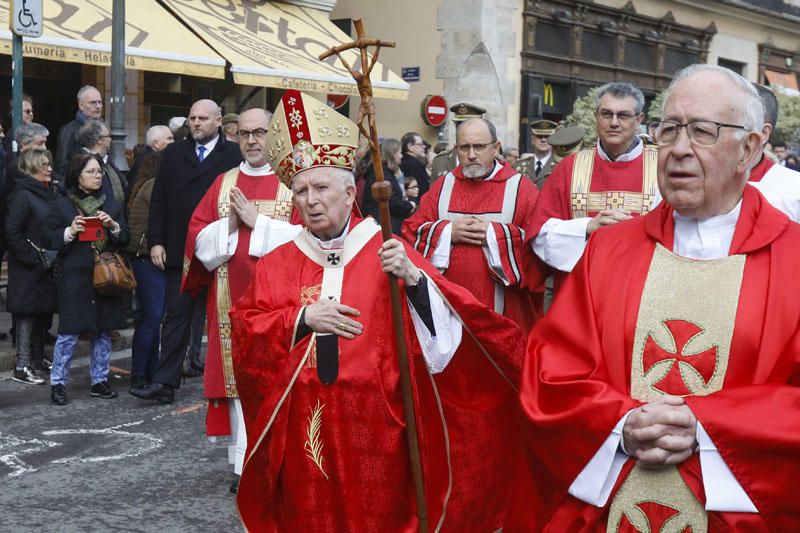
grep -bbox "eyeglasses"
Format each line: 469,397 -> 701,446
456,142 -> 495,154
597,110 -> 638,123
84,100 -> 103,107
651,120 -> 748,146
237,128 -> 268,140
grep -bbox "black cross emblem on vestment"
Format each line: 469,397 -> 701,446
326,252 -> 341,266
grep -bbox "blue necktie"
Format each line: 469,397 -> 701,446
197,145 -> 206,162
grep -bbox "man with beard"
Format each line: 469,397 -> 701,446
402,117 -> 542,333
131,99 -> 242,404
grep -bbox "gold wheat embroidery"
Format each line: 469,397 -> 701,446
304,399 -> 329,479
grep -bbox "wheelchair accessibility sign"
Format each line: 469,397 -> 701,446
10,0 -> 43,38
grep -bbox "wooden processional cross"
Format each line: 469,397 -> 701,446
320,17 -> 430,532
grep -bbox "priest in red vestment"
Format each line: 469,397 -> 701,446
507,65 -> 800,532
402,117 -> 543,333
182,108 -> 302,479
230,90 -> 525,532
529,82 -> 657,287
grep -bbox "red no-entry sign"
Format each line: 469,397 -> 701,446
421,95 -> 447,127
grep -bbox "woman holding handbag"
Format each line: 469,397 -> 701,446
4,148 -> 59,385
43,153 -> 129,405
124,150 -> 165,391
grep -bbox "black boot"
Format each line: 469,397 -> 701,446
129,382 -> 174,404
51,384 -> 67,405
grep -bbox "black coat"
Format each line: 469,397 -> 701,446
4,175 -> 59,314
362,164 -> 415,234
147,130 -> 242,269
55,116 -> 84,175
43,192 -> 129,334
400,153 -> 431,197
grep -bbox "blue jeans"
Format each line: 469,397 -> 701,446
131,257 -> 165,379
50,332 -> 112,386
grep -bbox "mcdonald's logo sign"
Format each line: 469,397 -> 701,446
543,83 -> 555,106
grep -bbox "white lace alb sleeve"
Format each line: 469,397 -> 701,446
532,217 -> 591,272
408,276 -> 462,374
248,214 -> 302,257
195,218 -> 238,271
429,223 -> 453,270
568,411 -> 631,507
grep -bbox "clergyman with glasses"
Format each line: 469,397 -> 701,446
402,117 -> 544,334
507,63 -> 799,532
172,107 -> 302,490
529,82 -> 658,293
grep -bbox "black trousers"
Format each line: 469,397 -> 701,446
153,268 -> 206,388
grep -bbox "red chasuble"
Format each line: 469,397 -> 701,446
230,217 -> 525,532
506,186 -> 800,532
182,166 -> 300,435
402,160 -> 543,333
529,147 -> 658,237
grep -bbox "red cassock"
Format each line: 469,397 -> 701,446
182,166 -> 300,435
230,217 -> 525,532
507,186 -> 800,532
402,160 -> 543,332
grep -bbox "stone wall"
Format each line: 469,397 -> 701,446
437,0 -> 521,147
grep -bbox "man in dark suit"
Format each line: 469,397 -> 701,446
130,99 -> 242,404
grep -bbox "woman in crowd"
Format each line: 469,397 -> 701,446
5,148 -> 59,385
44,153 -> 129,406
361,138 -> 416,234
125,151 -> 165,391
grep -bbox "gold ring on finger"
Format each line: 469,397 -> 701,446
337,322 -> 346,330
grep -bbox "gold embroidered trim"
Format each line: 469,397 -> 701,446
608,465 -> 707,533
304,399 -> 329,479
569,146 -> 659,218
216,168 -> 294,397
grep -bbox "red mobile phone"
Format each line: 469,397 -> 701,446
79,216 -> 105,242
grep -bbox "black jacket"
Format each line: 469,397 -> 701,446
362,164 -> 415,235
400,153 -> 430,198
4,175 -> 59,314
55,115 -> 86,175
43,192 -> 129,334
147,131 -> 242,269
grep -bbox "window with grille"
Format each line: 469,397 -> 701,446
625,40 -> 655,71
582,31 -> 615,64
534,22 -> 571,57
665,48 -> 698,74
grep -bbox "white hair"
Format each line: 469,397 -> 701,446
145,125 -> 170,146
290,166 -> 356,190
664,64 -> 764,132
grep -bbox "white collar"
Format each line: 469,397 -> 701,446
312,218 -> 351,250
672,200 -> 742,260
196,134 -> 219,155
481,160 -> 503,181
239,161 -> 274,176
597,137 -> 642,163
535,152 -> 551,165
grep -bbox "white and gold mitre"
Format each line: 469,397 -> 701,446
266,89 -> 359,186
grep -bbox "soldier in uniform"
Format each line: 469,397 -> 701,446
515,119 -> 557,189
547,125 -> 585,166
430,102 -> 486,182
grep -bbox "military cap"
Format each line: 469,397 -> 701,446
450,102 -> 486,123
531,119 -> 558,137
222,113 -> 239,126
548,125 -> 585,162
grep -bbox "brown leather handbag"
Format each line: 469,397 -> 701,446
93,249 -> 137,295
